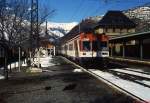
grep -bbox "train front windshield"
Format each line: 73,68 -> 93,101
92,41 -> 108,51
100,42 -> 107,47
83,41 -> 91,51
82,41 -> 108,51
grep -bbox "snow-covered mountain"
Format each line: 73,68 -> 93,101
124,3 -> 150,21
123,3 -> 150,32
46,22 -> 78,37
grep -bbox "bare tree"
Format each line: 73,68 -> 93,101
5,0 -> 31,72
0,0 -> 55,79
29,0 -> 55,68
0,0 -> 31,79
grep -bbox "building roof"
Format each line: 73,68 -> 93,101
97,11 -> 136,28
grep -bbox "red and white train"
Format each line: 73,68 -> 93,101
60,31 -> 109,63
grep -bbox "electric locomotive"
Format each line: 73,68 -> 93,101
59,19 -> 109,64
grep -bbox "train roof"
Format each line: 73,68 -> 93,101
60,19 -> 97,43
96,11 -> 136,28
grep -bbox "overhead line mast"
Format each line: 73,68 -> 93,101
30,0 -> 39,66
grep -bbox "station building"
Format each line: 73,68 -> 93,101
40,34 -> 56,56
94,11 -> 136,38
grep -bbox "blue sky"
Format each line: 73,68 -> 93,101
39,0 -> 150,23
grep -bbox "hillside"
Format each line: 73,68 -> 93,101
46,22 -> 78,37
124,3 -> 150,32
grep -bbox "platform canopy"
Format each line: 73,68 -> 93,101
109,31 -> 150,43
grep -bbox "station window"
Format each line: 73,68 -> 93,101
83,41 -> 91,51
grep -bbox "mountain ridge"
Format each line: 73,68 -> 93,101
44,22 -> 78,37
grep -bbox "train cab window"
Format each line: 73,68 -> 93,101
101,42 -> 107,47
92,41 -> 98,51
83,41 -> 91,51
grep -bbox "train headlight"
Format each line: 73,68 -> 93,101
102,52 -> 108,55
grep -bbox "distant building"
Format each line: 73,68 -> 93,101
40,34 -> 55,56
95,11 -> 136,38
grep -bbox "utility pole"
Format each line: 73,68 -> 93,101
30,0 -> 39,68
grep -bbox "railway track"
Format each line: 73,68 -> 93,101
108,69 -> 150,88
61,56 -> 150,103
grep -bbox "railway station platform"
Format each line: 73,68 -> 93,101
109,56 -> 150,66
0,56 -> 134,103
109,31 -> 150,69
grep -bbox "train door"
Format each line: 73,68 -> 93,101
74,40 -> 79,57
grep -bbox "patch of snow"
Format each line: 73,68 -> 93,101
1,60 -> 27,71
111,69 -> 150,79
125,68 -> 145,72
7,62 -> 19,69
41,22 -> 78,37
136,80 -> 150,86
47,22 -> 78,32
89,69 -> 150,102
73,69 -> 83,73
0,67 -> 4,70
42,70 -> 53,72
0,75 -> 4,80
28,67 -> 42,73
22,63 -> 27,67
142,80 -> 150,86
38,57 -> 56,67
7,60 -> 27,69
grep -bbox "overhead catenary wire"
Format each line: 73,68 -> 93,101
69,0 -> 85,22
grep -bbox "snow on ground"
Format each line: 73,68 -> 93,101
89,69 -> 150,102
0,67 -> 4,79
142,80 -> 150,86
136,80 -> 150,86
1,56 -> 55,70
125,68 -> 145,72
0,75 -> 4,80
111,69 -> 150,79
7,61 -> 27,69
38,56 -> 56,67
0,67 -> 4,70
73,69 -> 83,73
